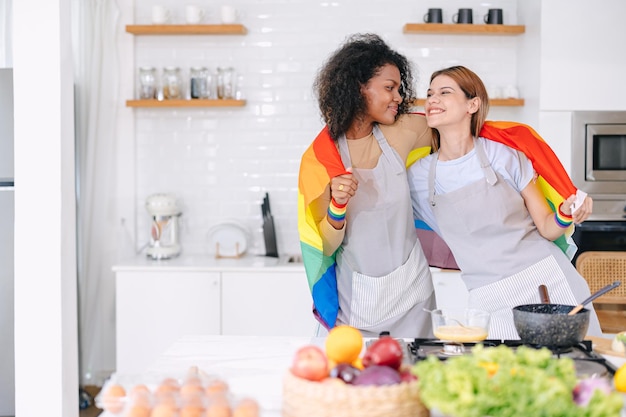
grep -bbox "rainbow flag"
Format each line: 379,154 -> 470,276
298,120 -> 577,328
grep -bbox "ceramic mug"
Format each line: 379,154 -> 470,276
487,85 -> 503,99
503,85 -> 520,99
185,5 -> 205,24
220,5 -> 238,24
484,8 -> 503,24
151,5 -> 171,24
453,8 -> 473,24
423,8 -> 443,24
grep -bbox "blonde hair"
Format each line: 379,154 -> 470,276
429,66 -> 489,148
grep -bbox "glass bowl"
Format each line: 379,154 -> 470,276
430,308 -> 491,343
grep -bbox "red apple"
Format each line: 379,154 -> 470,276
399,364 -> 417,383
290,345 -> 329,381
361,336 -> 403,370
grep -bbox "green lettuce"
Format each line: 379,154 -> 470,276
412,344 -> 623,417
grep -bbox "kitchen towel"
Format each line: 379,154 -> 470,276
298,117 -> 578,329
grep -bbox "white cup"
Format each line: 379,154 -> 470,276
152,5 -> 171,24
185,5 -> 205,24
487,85 -> 502,99
503,85 -> 520,99
220,5 -> 238,23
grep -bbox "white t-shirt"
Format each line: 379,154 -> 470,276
408,137 -> 535,235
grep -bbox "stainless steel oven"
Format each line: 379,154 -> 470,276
572,111 -> 626,197
571,111 -> 626,264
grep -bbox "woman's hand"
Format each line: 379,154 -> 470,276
326,169 -> 358,230
571,194 -> 593,224
330,169 -> 358,205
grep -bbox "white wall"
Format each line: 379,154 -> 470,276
539,0 -> 626,112
117,0 -> 529,260
537,0 -> 626,174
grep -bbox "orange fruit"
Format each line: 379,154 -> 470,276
614,363 -> 626,392
325,325 -> 363,364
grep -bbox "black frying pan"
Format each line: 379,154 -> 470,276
513,281 -> 621,347
512,285 -> 589,347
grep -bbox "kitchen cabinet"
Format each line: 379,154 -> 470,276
115,271 -> 221,373
126,23 -> 247,108
113,259 -> 316,373
221,271 -> 318,337
404,23 -> 526,107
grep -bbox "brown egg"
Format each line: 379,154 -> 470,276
155,381 -> 179,398
127,404 -> 151,417
131,384 -> 150,396
180,382 -> 205,400
184,376 -> 203,386
150,403 -> 177,417
180,404 -> 204,417
232,398 -> 259,417
205,379 -> 229,397
205,395 -> 232,417
101,384 -> 126,414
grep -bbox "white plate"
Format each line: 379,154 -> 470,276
206,220 -> 250,258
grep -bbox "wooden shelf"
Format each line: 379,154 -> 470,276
403,23 -> 525,35
125,24 -> 247,35
413,98 -> 525,107
126,99 -> 247,108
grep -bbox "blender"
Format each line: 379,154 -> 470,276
145,193 -> 182,259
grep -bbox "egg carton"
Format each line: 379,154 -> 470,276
96,366 -> 260,417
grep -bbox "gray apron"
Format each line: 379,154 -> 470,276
335,125 -> 435,338
428,138 -> 602,339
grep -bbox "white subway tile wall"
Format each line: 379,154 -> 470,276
129,0 -> 521,257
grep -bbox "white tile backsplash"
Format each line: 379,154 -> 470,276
127,0 -> 523,258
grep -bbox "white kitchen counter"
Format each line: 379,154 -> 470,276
99,335 -> 626,417
112,253 -> 306,272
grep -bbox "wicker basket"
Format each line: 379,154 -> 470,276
282,371 -> 430,417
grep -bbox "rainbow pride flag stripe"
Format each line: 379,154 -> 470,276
298,120 -> 577,328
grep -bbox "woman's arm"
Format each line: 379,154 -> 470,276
521,179 -> 577,240
312,170 -> 358,256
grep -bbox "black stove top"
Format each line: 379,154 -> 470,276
400,338 -> 616,378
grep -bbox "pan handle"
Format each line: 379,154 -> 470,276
538,285 -> 550,304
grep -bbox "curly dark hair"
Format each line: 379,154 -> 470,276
314,33 -> 417,141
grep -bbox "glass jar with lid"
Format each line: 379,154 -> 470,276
162,66 -> 182,100
217,67 -> 235,99
190,66 -> 209,99
138,66 -> 157,99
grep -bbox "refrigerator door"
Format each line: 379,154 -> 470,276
0,188 -> 14,414
0,67 -> 14,414
0,68 -> 14,180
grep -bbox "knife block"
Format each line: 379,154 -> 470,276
263,214 -> 279,258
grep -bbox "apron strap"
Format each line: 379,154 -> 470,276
427,137 -> 498,207
338,125 -> 404,175
474,137 -> 498,185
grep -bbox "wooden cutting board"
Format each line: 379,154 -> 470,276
587,335 -> 625,357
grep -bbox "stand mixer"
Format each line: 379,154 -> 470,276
145,193 -> 181,260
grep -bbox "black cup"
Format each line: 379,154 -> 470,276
423,8 -> 443,24
484,8 -> 503,24
453,8 -> 473,24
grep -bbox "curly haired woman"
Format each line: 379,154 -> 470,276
298,33 -> 435,337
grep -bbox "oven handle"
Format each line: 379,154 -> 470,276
577,221 -> 626,232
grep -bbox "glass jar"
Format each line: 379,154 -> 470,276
138,66 -> 157,99
189,66 -> 209,99
162,66 -> 182,100
217,67 -> 235,99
